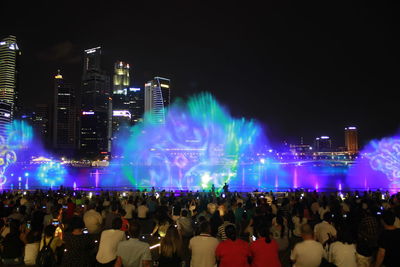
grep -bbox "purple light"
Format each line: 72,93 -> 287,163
82,111 -> 94,115
320,136 -> 330,139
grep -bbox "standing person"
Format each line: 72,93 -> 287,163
66,198 -> 75,220
115,221 -> 152,267
374,211 -> 400,267
158,225 -> 183,267
215,224 -> 250,267
292,206 -> 307,244
290,224 -> 325,267
314,212 -> 337,245
328,228 -> 357,267
1,219 -> 24,265
104,204 -> 120,230
83,203 -> 103,234
61,216 -> 96,267
123,198 -> 135,220
38,225 -> 63,263
250,224 -> 281,267
189,221 -> 219,267
271,212 -> 289,251
176,210 -> 193,238
96,217 -> 126,266
318,199 -> 330,220
24,229 -> 41,265
137,200 -> 149,220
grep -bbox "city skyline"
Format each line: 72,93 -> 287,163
2,2 -> 399,148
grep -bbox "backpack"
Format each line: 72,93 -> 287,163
36,236 -> 57,267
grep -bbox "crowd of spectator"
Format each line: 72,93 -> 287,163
0,186 -> 399,267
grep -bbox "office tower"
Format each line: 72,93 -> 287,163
0,35 -> 19,136
0,102 -> 11,137
53,70 -> 76,152
21,104 -> 51,148
128,87 -> 144,124
345,126 -> 358,153
80,46 -> 112,156
112,61 -> 131,140
113,61 -> 130,92
144,77 -> 171,124
315,136 -> 332,152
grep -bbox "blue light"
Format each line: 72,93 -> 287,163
36,160 -> 67,186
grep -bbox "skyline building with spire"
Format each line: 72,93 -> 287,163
0,35 -> 20,137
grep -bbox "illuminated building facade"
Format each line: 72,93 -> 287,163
315,136 -> 332,152
53,70 -> 76,152
113,61 -> 130,92
144,77 -> 170,124
128,87 -> 144,124
0,35 -> 20,136
345,126 -> 358,153
80,47 -> 112,157
112,61 -> 131,140
0,102 -> 11,137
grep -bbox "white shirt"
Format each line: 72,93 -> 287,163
137,205 -> 149,219
189,234 -> 219,267
394,217 -> 400,228
314,221 -> 337,244
318,206 -> 330,220
96,229 -> 126,263
292,216 -> 307,237
328,242 -> 357,267
291,239 -> 325,267
24,242 -> 40,265
123,203 -> 135,220
117,238 -> 152,267
83,209 -> 103,234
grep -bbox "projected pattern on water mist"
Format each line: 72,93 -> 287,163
0,121 -> 33,186
113,93 -> 269,190
365,137 -> 400,188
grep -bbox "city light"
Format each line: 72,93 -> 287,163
84,46 -> 101,54
113,110 -> 131,118
82,111 -> 95,115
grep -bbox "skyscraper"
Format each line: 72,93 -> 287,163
21,104 -> 51,148
0,35 -> 19,137
53,70 -> 76,152
345,127 -> 358,153
128,87 -> 144,124
0,102 -> 11,137
80,46 -> 112,157
113,61 -> 130,92
315,136 -> 332,152
112,61 -> 131,140
144,77 -> 171,124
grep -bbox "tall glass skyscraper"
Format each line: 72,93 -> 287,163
53,70 -> 76,152
0,35 -> 19,137
80,46 -> 112,156
144,77 -> 170,124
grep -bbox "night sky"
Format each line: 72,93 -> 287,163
3,1 -> 400,148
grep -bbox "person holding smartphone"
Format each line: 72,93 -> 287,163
39,225 -> 63,256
